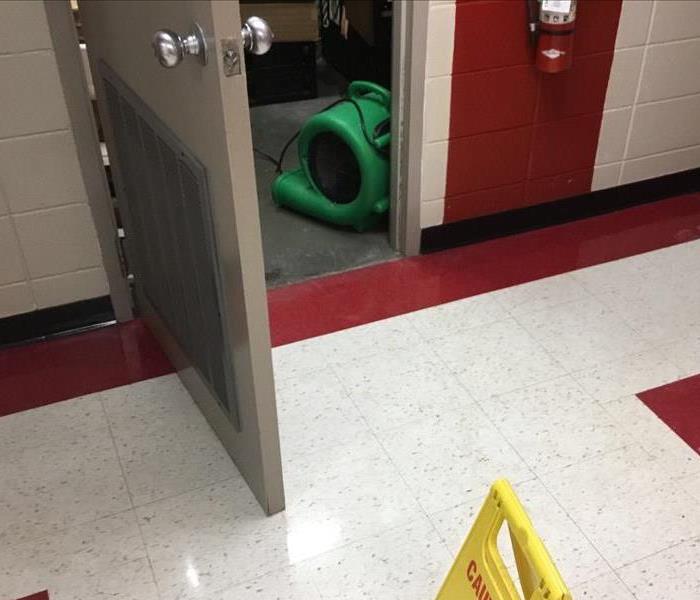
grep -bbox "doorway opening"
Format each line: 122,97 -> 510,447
246,0 -> 399,288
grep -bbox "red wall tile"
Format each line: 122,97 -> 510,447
524,168 -> 594,205
529,113 -> 602,179
446,127 -> 532,196
444,183 -> 525,223
443,0 -> 622,224
453,1 -> 532,73
537,52 -> 615,122
450,66 -> 538,138
574,0 -> 624,57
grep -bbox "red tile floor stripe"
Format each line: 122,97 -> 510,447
0,319 -> 173,418
16,592 -> 49,600
268,193 -> 700,346
638,374 -> 700,456
2,194 -> 699,415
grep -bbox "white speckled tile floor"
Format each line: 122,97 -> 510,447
1,240 -> 699,600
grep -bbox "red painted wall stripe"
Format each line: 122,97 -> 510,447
444,0 -> 622,224
638,374 -> 700,455
268,194 -> 700,346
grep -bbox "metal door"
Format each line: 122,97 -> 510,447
79,0 -> 284,514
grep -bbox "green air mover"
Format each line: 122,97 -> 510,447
272,81 -> 391,232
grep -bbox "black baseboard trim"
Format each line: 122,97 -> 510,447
421,168 -> 700,254
0,296 -> 115,349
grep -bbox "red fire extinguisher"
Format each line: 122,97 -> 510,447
528,0 -> 577,73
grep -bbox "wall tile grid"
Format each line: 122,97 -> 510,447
422,0 -> 700,228
435,0 -> 623,225
0,1 -> 108,318
421,0 -> 457,228
595,0 -> 700,190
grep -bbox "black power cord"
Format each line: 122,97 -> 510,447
253,94 -> 390,174
253,148 -> 281,167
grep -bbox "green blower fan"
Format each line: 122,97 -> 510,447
272,81 -> 391,232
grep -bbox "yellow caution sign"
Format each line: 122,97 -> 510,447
435,480 -> 571,600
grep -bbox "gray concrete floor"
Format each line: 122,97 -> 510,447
250,63 -> 397,288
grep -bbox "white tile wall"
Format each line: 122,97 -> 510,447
0,282 -> 35,318
627,93 -> 700,159
421,141 -> 449,202
13,205 -> 104,279
0,1 -> 109,318
615,0 -> 654,49
32,268 -> 109,310
638,38 -> 700,103
595,108 -> 632,165
0,1 -> 51,54
0,52 -> 70,139
0,131 -> 88,213
420,198 -> 446,229
604,48 -> 644,109
621,144 -> 700,185
591,163 -> 622,192
425,3 -> 456,78
649,0 -> 700,43
595,0 -> 700,186
0,217 -> 26,286
424,76 -> 452,143
420,0 -> 456,228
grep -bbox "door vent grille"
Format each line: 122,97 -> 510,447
101,66 -> 238,426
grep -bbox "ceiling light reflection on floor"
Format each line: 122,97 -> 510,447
287,519 -> 343,562
186,562 -> 200,588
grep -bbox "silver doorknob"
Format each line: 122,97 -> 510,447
152,23 -> 207,68
241,16 -> 273,55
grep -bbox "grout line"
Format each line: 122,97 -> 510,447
0,504 -> 138,552
0,47 -> 54,58
201,512 -> 443,597
424,122 -> 531,147
4,209 -> 35,307
639,35 -> 700,49
450,49 -> 616,78
29,264 -> 104,283
618,0 -> 658,185
612,536 -> 700,589
326,354 -> 436,521
535,469 -> 637,596
0,279 -> 34,291
97,396 -> 137,507
524,71 -> 542,181
615,140 -> 700,169
9,200 -> 90,218
614,34 -> 700,52
98,396 -> 165,599
404,315 -> 540,490
596,135 -> 700,169
0,127 -> 69,144
635,88 -> 700,108
321,327 -> 490,555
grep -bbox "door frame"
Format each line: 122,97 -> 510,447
390,0 -> 428,256
45,0 -> 427,317
44,0 -> 133,321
